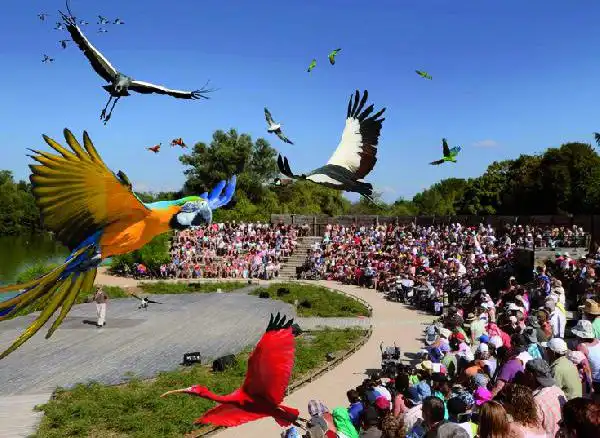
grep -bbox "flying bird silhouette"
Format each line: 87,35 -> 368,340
54,22 -> 65,30
60,5 -> 214,124
307,59 -> 316,73
277,90 -> 385,201
38,13 -> 49,21
42,54 -> 54,63
79,19 -> 89,25
416,70 -> 432,80
59,5 -> 214,124
161,312 -> 303,428
59,39 -> 71,49
147,143 -> 161,153
264,108 -> 293,145
170,138 -> 187,148
0,129 -> 237,360
97,27 -> 108,33
114,18 -> 124,25
130,293 -> 162,309
97,15 -> 110,25
429,138 -> 461,165
328,48 -> 342,65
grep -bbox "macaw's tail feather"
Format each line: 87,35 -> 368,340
0,245 -> 97,360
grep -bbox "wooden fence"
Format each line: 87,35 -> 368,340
271,214 -> 599,243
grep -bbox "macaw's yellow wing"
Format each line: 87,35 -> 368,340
29,129 -> 151,250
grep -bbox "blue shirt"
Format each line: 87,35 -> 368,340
348,402 -> 363,428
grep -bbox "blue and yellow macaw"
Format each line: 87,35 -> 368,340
0,129 -> 236,360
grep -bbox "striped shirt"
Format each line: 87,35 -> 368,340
533,385 -> 567,438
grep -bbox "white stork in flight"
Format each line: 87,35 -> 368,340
277,90 -> 385,202
59,2 -> 215,124
264,107 -> 294,144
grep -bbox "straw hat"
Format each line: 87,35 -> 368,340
582,299 -> 600,316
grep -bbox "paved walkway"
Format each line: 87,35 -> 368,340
215,281 -> 433,438
0,277 -> 374,437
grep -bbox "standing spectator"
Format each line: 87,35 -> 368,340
501,383 -> 546,437
582,299 -> 600,340
347,389 -> 364,429
559,398 -> 600,437
572,319 -> 600,396
360,406 -> 382,438
545,299 -> 566,338
420,396 -> 445,437
491,334 -> 528,397
93,286 -> 108,328
477,401 -> 511,438
548,338 -> 583,400
332,407 -> 359,438
523,358 -> 567,438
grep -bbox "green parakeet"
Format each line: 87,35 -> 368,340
429,138 -> 461,165
328,48 -> 342,65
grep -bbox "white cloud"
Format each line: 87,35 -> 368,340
472,139 -> 499,148
378,185 -> 397,195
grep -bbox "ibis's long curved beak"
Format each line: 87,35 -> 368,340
160,388 -> 188,398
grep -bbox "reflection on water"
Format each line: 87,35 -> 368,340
0,234 -> 68,285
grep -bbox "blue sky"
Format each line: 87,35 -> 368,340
1,0 -> 599,202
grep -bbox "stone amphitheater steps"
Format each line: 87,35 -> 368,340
279,236 -> 322,279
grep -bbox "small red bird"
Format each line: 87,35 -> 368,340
161,313 -> 303,428
147,143 -> 161,153
170,138 -> 187,148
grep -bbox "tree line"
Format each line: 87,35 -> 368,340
2,130 -> 600,237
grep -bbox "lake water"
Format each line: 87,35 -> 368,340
0,234 -> 68,285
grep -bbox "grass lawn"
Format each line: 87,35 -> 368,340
33,328 -> 366,438
138,281 -> 247,294
250,282 -> 371,317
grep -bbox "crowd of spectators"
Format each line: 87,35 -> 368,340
157,222 -> 299,280
506,224 -> 588,249
282,221 -> 600,438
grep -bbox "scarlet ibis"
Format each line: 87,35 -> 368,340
59,3 -> 215,124
170,138 -> 187,148
161,312 -> 304,428
264,108 -> 294,145
147,144 -> 161,153
277,89 -> 385,202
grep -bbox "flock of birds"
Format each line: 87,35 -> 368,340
34,0 -> 462,205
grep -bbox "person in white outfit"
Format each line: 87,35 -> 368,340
94,287 -> 108,328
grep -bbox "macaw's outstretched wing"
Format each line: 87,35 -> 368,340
206,176 -> 237,210
442,138 -> 450,157
28,129 -> 151,250
429,159 -> 445,165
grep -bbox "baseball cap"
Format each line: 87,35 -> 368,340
375,396 -> 391,410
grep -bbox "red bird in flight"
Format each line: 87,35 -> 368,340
170,137 -> 187,148
161,313 -> 303,428
147,143 -> 161,153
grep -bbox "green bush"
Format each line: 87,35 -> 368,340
250,283 -> 370,317
139,281 -> 246,294
15,261 -> 59,284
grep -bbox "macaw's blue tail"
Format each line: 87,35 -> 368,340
0,245 -> 98,360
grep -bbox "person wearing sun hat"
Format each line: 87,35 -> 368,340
572,319 -> 600,395
582,299 -> 600,339
522,358 -> 566,438
547,338 -> 582,400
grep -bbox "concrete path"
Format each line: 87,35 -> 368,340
0,278 -> 374,437
215,281 -> 433,438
